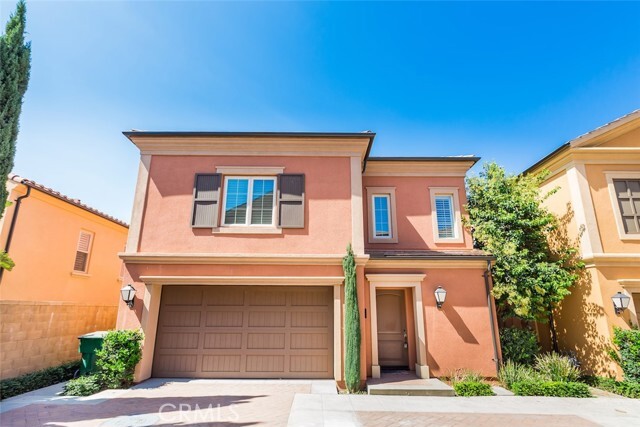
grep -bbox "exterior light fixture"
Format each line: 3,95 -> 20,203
120,284 -> 136,308
611,292 -> 631,315
434,286 -> 447,309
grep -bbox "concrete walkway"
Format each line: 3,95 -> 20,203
1,378 -> 639,426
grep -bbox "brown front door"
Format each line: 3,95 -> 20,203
376,289 -> 409,368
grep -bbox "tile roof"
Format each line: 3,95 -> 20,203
367,249 -> 493,260
8,174 -> 129,228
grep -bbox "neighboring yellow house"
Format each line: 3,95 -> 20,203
526,110 -> 640,377
0,175 -> 128,380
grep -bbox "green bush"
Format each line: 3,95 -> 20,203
0,361 -> 80,400
511,380 -> 591,398
95,329 -> 144,389
498,360 -> 542,389
583,376 -> 640,399
63,375 -> 102,396
499,327 -> 539,365
454,381 -> 495,397
611,328 -> 640,382
534,353 -> 581,382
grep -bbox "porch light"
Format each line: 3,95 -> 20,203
434,286 -> 447,309
611,292 -> 631,315
120,284 -> 136,308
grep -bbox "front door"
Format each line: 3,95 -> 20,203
376,289 -> 409,368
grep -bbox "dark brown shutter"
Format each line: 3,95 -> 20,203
191,174 -> 221,228
278,174 -> 305,228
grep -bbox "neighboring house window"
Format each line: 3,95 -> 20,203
434,195 -> 454,238
613,179 -> 640,234
429,187 -> 464,243
366,187 -> 398,243
223,177 -> 276,226
73,231 -> 93,273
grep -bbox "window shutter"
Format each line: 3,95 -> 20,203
192,174 -> 221,228
278,174 -> 305,228
73,231 -> 93,272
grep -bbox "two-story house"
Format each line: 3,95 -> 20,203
116,131 -> 501,385
526,110 -> 640,377
0,175 -> 128,379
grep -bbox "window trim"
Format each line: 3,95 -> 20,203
221,176 -> 277,228
366,187 -> 398,243
72,230 -> 94,274
605,171 -> 640,241
429,187 -> 464,244
372,194 -> 392,239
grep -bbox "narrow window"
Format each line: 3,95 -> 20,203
435,195 -> 455,238
613,179 -> 640,234
223,177 -> 276,226
73,231 -> 93,273
372,195 -> 391,238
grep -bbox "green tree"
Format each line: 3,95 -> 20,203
466,163 -> 583,329
1,0 -> 31,219
0,0 -> 31,271
342,244 -> 361,392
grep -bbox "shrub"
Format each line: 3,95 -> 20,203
499,327 -> 539,365
583,376 -> 640,399
95,329 -> 144,389
0,361 -> 80,400
498,360 -> 542,389
63,375 -> 102,396
534,353 -> 581,382
511,380 -> 591,398
343,244 -> 361,393
449,369 -> 484,385
611,328 -> 640,382
454,381 -> 495,396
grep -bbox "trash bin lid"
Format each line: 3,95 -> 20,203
78,331 -> 109,340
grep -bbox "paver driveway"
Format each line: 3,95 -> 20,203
0,379 -> 319,426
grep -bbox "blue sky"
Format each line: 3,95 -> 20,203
2,1 -> 639,222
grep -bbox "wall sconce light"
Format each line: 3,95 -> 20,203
120,284 -> 136,308
611,291 -> 631,315
434,286 -> 447,309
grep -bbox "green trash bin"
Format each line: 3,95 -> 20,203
78,331 -> 108,375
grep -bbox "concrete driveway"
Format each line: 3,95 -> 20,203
1,378 -> 639,426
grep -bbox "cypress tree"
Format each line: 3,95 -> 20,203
342,244 -> 361,392
1,0 -> 31,218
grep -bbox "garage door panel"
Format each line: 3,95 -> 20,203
206,311 -> 244,327
203,333 -> 242,349
153,285 -> 333,379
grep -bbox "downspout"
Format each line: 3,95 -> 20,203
484,259 -> 501,375
0,184 -> 31,282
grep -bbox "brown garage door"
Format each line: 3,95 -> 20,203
153,285 -> 333,378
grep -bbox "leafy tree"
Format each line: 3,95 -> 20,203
0,0 -> 31,270
466,163 -> 583,331
342,244 -> 361,392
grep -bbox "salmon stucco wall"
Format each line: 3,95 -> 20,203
362,176 -> 473,251
138,155 -> 353,255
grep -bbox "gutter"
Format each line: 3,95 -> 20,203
0,184 -> 31,282
484,259 -> 501,375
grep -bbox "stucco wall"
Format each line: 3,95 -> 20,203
0,185 -> 128,305
361,176 -> 472,251
0,301 -> 117,380
138,155 -> 353,255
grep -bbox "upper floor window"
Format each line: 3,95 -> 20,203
605,172 -> 640,240
73,230 -> 93,273
366,187 -> 398,243
429,187 -> 464,244
434,195 -> 454,238
613,179 -> 640,235
373,195 -> 391,238
223,177 -> 276,226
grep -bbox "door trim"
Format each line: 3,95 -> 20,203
366,274 -> 428,379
